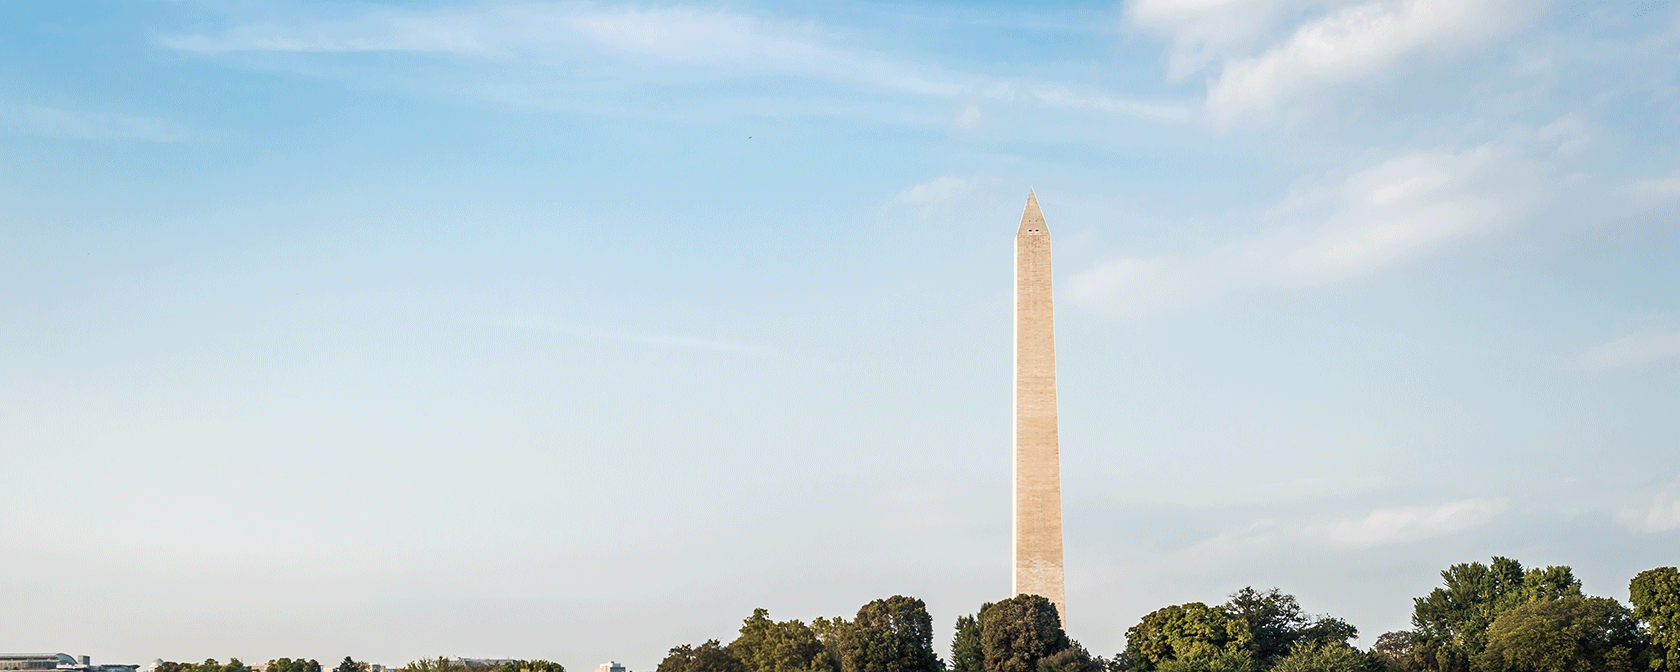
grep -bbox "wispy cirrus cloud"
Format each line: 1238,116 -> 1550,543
1126,0 -> 1549,124
1166,497 -> 1507,564
0,103 -> 193,142
1207,0 -> 1544,124
1068,134 -> 1557,316
1572,328 -> 1680,371
1263,141 -> 1548,282
895,175 -> 975,205
160,3 -> 1188,122
1326,498 -> 1506,546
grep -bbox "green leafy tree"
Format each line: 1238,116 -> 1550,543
1267,642 -> 1380,672
1631,567 -> 1680,671
1472,596 -> 1650,672
1410,557 -> 1582,669
335,658 -> 368,672
270,659 -> 324,672
659,641 -> 750,672
837,596 -> 944,672
1034,645 -> 1100,672
1124,603 -> 1253,671
951,606 -> 993,672
814,616 -> 858,672
983,595 -> 1071,672
1222,588 -> 1357,664
1370,631 -> 1438,672
400,659 -> 470,672
730,608 -> 833,672
1151,650 -> 1254,672
493,661 -> 567,672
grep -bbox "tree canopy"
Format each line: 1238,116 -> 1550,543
659,641 -> 751,672
982,594 -> 1071,672
1631,566 -> 1680,671
1410,556 -> 1582,663
950,605 -> 991,672
836,595 -> 944,672
1033,645 -> 1100,672
1223,588 -> 1357,665
1266,642 -> 1380,672
269,659 -> 323,672
1125,602 -> 1254,671
1474,595 -> 1650,672
729,608 -> 833,672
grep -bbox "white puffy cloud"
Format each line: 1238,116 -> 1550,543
1206,0 -> 1543,123
1620,490 -> 1680,533
1161,498 -> 1507,566
1065,256 -> 1217,318
1267,141 -> 1548,282
1068,137 -> 1553,315
895,175 -> 975,205
1628,174 -> 1680,206
1327,498 -> 1506,546
1572,329 -> 1680,371
1126,0 -> 1548,124
1125,0 -> 1333,81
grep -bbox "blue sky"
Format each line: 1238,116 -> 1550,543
3,0 -> 1679,669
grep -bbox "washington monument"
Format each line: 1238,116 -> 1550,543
1013,189 -> 1066,623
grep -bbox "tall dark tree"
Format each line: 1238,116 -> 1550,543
1222,587 -> 1357,664
1408,556 -> 1582,670
814,617 -> 855,672
659,641 -> 749,672
1632,567 -> 1680,671
1473,596 -> 1650,672
951,605 -> 993,672
982,594 -> 1071,672
335,658 -> 367,672
837,595 -> 944,672
730,608 -> 832,672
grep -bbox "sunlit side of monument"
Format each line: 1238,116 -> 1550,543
1012,190 -> 1066,624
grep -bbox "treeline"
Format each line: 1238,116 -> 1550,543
398,660 -> 565,672
656,560 -> 1680,672
156,658 -> 564,672
152,658 -> 332,672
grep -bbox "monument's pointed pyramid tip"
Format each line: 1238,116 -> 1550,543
1018,189 -> 1047,235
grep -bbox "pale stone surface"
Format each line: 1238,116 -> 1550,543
1013,189 -> 1066,625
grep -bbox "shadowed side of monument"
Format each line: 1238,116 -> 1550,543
1013,190 -> 1066,624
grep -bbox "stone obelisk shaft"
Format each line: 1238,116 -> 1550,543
1013,189 -> 1066,624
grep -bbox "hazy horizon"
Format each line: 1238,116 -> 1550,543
3,1 -> 1678,670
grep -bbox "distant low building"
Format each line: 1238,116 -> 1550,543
450,661 -> 514,669
595,662 -> 625,672
1,654 -> 137,672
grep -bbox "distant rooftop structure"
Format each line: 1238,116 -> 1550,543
450,661 -> 515,669
1,654 -> 137,672
595,663 -> 625,672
